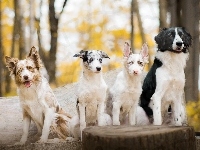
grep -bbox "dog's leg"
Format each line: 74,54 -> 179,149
97,102 -> 106,126
78,103 -> 86,140
152,77 -> 169,125
129,101 -> 137,125
173,92 -> 186,126
112,101 -> 121,125
38,108 -> 55,143
15,111 -> 31,145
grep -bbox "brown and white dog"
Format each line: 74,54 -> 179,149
5,47 -> 71,145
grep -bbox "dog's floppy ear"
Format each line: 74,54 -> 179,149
154,27 -> 167,45
99,51 -> 110,59
73,50 -> 89,62
140,43 -> 149,63
123,42 -> 131,57
73,50 -> 87,58
27,46 -> 42,70
181,27 -> 192,48
5,56 -> 19,75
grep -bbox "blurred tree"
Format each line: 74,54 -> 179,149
159,0 -> 168,28
130,0 -> 134,51
181,0 -> 200,102
0,0 -> 3,96
37,0 -> 68,84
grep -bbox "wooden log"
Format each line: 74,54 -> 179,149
82,125 -> 196,150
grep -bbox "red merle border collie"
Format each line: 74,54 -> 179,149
140,27 -> 192,126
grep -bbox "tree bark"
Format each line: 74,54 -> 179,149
0,0 -> 3,96
182,0 -> 200,102
48,0 -> 68,84
130,0 -> 134,52
159,0 -> 168,28
83,126 -> 196,150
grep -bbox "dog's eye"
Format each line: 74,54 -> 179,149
27,66 -> 34,71
137,61 -> 143,66
89,58 -> 93,63
99,58 -> 102,63
128,61 -> 133,65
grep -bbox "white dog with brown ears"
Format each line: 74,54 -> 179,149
107,42 -> 149,125
70,50 -> 111,140
5,47 -> 71,145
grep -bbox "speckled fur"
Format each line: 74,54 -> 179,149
5,47 -> 71,145
70,50 -> 111,141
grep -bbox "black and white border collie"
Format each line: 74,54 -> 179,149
140,27 -> 192,126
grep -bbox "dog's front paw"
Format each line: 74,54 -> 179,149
113,120 -> 120,125
14,141 -> 25,145
66,137 -> 79,142
37,137 -> 47,143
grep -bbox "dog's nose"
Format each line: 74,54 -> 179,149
96,67 -> 101,71
23,75 -> 29,80
133,71 -> 138,75
176,42 -> 183,47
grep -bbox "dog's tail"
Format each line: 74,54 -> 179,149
51,108 -> 72,139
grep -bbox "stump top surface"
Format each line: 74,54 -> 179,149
83,125 -> 194,138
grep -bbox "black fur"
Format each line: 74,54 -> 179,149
140,27 -> 192,117
155,27 -> 192,53
140,58 -> 162,116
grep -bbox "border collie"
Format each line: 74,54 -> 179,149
140,27 -> 192,126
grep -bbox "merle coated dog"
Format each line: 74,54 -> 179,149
140,27 -> 192,126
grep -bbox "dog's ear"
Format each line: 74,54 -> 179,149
123,42 -> 131,57
140,43 -> 149,63
181,27 -> 192,48
5,56 -> 19,75
154,28 -> 167,45
73,50 -> 89,62
73,50 -> 87,58
99,51 -> 110,59
27,46 -> 42,70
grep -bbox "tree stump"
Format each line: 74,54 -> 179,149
82,125 -> 195,150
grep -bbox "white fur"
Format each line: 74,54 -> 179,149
109,43 -> 149,125
70,50 -> 111,141
151,51 -> 188,126
5,48 -> 70,145
172,28 -> 184,50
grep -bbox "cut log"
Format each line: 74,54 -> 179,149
82,125 -> 196,150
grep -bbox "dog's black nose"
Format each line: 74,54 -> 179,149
176,42 -> 183,47
96,67 -> 101,71
23,75 -> 28,80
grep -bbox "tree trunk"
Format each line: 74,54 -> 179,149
18,0 -> 26,59
159,0 -> 168,28
130,0 -> 134,52
182,0 -> 200,102
0,0 -> 3,96
29,0 -> 35,48
48,0 -> 59,84
48,0 -> 68,84
83,126 -> 196,150
5,0 -> 20,94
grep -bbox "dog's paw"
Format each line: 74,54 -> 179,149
113,121 -> 120,125
66,137 -> 79,142
14,141 -> 25,145
36,138 -> 47,143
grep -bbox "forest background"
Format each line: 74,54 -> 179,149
0,0 -> 200,130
